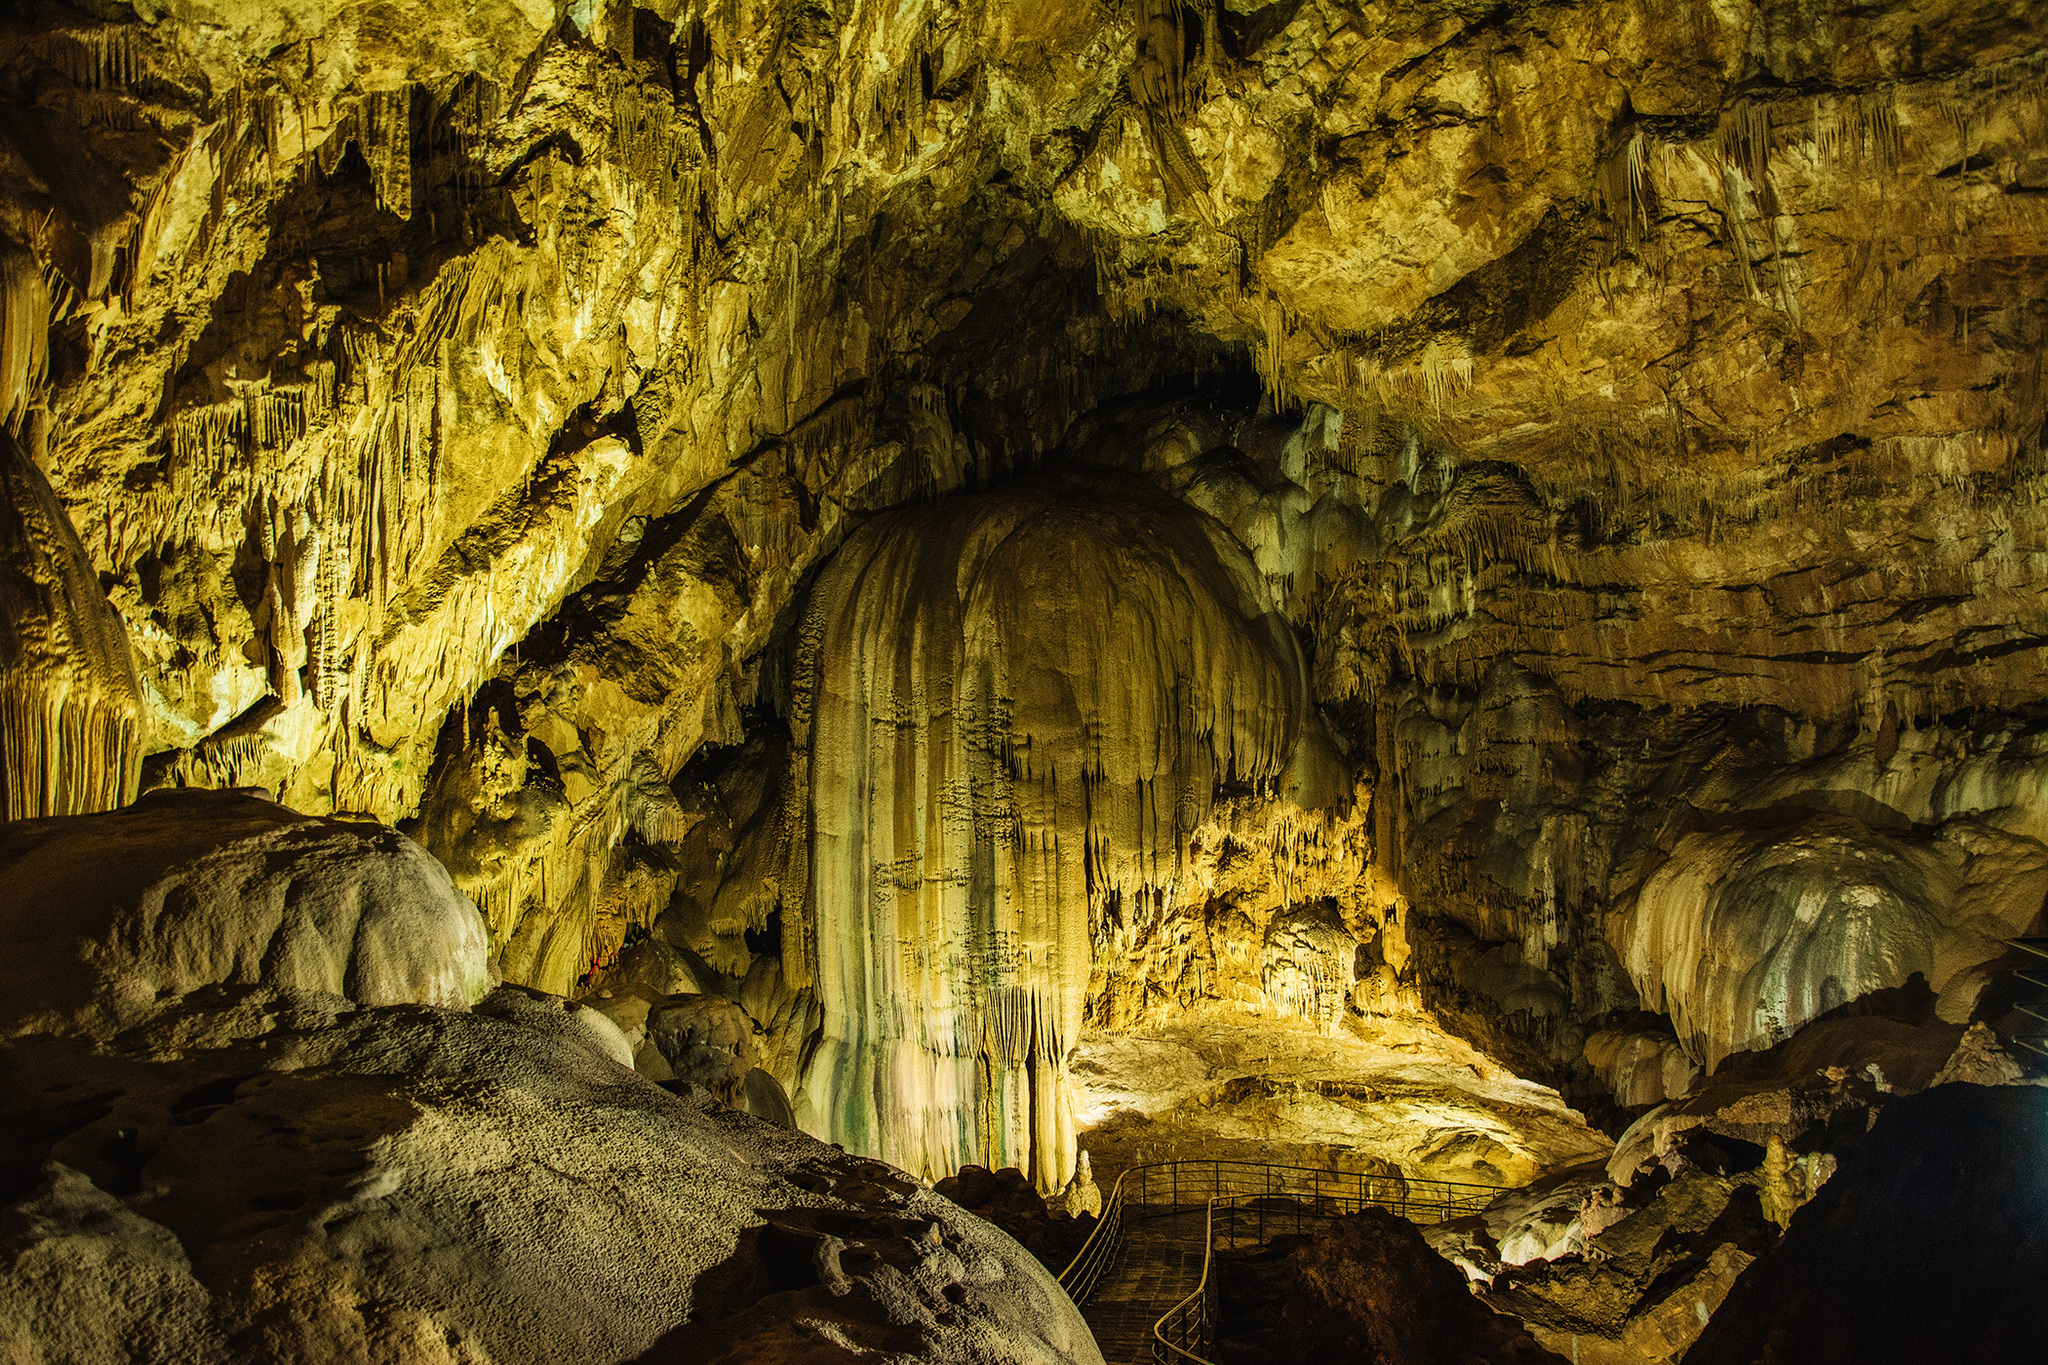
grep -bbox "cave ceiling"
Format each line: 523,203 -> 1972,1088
3,0 -> 2048,1191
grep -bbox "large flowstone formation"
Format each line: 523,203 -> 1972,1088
783,467 -> 1342,1188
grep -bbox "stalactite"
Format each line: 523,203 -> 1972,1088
1806,89 -> 1903,172
0,253 -> 50,435
1719,98 -> 1771,184
624,750 -> 692,845
359,87 -> 414,218
20,24 -> 145,93
1123,0 -> 1214,218
1,432 -> 142,821
1597,129 -> 1653,249
1257,294 -> 1293,409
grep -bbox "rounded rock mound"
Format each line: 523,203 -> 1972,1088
0,787 -> 493,1035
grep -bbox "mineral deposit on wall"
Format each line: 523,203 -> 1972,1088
0,0 -> 2044,1203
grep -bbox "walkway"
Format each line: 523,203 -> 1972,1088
1057,1160 -> 1500,1364
1078,1209 -> 1210,1365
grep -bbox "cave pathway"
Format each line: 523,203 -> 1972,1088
1060,1162 -> 1501,1362
1076,1207 -> 1211,1364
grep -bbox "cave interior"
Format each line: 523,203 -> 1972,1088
3,2 -> 2048,1363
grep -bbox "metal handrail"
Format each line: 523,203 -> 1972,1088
2007,937 -> 2048,1059
1056,1157 -> 1501,1321
1151,1195 -> 1224,1363
1055,1164 -> 1133,1304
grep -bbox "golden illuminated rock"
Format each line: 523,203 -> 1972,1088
780,467 -> 1344,1189
0,9 -> 2045,1355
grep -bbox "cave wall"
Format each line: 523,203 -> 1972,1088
2,0 -> 2046,1167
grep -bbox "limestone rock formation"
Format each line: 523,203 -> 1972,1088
1602,1002 -> 1978,1187
646,991 -> 759,1097
0,993 -> 1104,1365
783,465 -> 1344,1190
4,0 -> 2048,1351
1930,1020 -> 2030,1086
1686,1083 -> 2048,1365
1613,813 -> 2036,1068
933,1163 -> 1096,1277
1061,1150 -> 1102,1220
1276,1207 -> 1567,1365
1070,1015 -> 1614,1190
1,429 -> 140,820
1756,1133 -> 1836,1230
0,796 -> 1103,1365
1474,1169 -> 1776,1365
0,786 -> 491,1036
0,0 -> 2040,1103
1584,1023 -> 1698,1111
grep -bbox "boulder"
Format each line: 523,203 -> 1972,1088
1686,1083 -> 2048,1365
586,986 -> 796,1125
1477,1170 -> 1774,1365
0,989 -> 1102,1365
0,796 -> 1100,1364
1278,1207 -> 1567,1365
0,788 -> 492,1036
935,1164 -> 1097,1275
646,993 -> 759,1101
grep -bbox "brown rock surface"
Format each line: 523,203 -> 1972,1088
1276,1206 -> 1567,1365
0,0 -> 2045,1297
0,798 -> 1102,1365
1686,1082 -> 2048,1365
934,1163 -> 1096,1277
1473,1169 -> 1775,1365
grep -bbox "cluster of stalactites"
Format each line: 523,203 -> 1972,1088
1,431 -> 141,821
782,469 -> 1331,1190
0,254 -> 50,438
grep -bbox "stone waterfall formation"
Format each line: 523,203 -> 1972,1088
783,467 -> 1342,1188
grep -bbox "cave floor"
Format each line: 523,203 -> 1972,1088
1072,1009 -> 1612,1189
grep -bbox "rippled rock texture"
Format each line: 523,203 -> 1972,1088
783,466 -> 1341,1188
